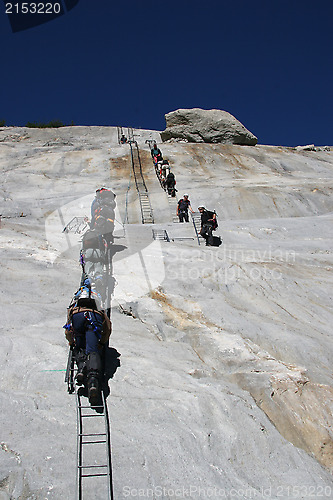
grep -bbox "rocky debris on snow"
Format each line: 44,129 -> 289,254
296,144 -> 331,152
161,108 -> 258,145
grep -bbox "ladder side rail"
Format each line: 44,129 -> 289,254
127,127 -> 134,142
65,348 -> 75,393
135,142 -> 148,192
138,194 -> 146,225
123,170 -> 131,224
102,391 -> 114,500
129,141 -> 144,223
63,216 -> 76,233
117,126 -> 124,144
129,142 -> 140,192
191,212 -> 202,246
76,391 -> 83,500
130,141 -> 154,224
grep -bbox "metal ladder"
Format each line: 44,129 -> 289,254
152,229 -> 170,242
117,126 -> 123,144
65,351 -> 114,500
76,389 -> 113,500
129,136 -> 154,224
191,212 -> 203,245
167,195 -> 179,223
63,217 -> 89,234
128,127 -> 135,143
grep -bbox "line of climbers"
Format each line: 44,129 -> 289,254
63,188 -> 116,405
151,143 -> 176,197
150,143 -> 220,246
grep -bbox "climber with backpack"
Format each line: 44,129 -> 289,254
90,188 -> 116,245
198,205 -> 218,246
63,280 -> 112,405
151,143 -> 163,164
91,188 -> 116,223
166,171 -> 176,197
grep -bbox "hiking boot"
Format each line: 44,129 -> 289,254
86,352 -> 102,404
74,349 -> 87,385
76,371 -> 85,385
88,376 -> 99,404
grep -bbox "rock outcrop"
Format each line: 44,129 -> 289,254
161,108 -> 258,145
296,144 -> 331,152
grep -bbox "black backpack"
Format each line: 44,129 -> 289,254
82,229 -> 100,249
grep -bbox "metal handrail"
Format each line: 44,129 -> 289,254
117,126 -> 123,144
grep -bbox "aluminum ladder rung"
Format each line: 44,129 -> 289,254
76,354 -> 113,499
82,440 -> 107,445
78,433 -> 106,437
78,464 -> 107,469
81,414 -> 105,418
82,473 -> 109,478
78,405 -> 104,409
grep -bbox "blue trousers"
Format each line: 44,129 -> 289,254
72,311 -> 103,354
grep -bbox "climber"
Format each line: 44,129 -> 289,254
64,281 -> 112,404
80,229 -> 107,300
90,188 -> 116,244
93,206 -> 115,245
161,160 -> 170,178
165,171 -> 176,197
151,143 -> 163,164
120,134 -> 127,144
198,205 -> 218,246
177,194 -> 194,222
91,188 -> 116,221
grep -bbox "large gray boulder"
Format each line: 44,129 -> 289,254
161,108 -> 257,145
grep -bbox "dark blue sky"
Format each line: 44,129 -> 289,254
1,0 -> 332,146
